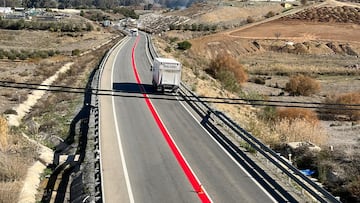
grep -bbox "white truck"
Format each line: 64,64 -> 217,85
151,57 -> 182,92
130,28 -> 138,36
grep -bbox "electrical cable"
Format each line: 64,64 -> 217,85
0,80 -> 359,111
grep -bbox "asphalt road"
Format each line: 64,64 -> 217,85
99,33 -> 278,203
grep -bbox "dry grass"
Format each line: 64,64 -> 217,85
347,175 -> 360,201
0,117 -> 38,203
0,153 -> 29,181
276,108 -> 319,125
323,92 -> 360,121
244,53 -> 360,76
0,117 -> 8,152
250,108 -> 326,146
0,181 -> 22,203
272,118 -> 328,145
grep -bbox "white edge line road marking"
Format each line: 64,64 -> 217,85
176,96 -> 278,203
110,37 -> 135,203
99,37 -> 128,203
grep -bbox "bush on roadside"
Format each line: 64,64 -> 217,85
217,70 -> 241,93
265,11 -> 276,18
165,46 -> 171,53
72,49 -> 81,56
177,41 -> 192,50
285,74 -> 320,96
207,53 -> 248,86
250,77 -> 266,84
247,16 -> 255,23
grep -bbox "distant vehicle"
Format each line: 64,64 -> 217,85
103,20 -> 111,27
151,57 -> 182,92
130,28 -> 138,36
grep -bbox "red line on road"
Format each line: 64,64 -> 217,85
131,36 -> 211,203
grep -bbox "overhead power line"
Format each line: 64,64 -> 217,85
0,80 -> 359,111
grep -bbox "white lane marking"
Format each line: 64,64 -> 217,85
110,37 -> 135,203
177,96 -> 277,203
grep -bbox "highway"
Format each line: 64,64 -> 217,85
99,33 -> 281,202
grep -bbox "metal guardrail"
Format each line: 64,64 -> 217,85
145,33 -> 340,203
91,37 -> 129,203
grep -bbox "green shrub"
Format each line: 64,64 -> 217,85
191,23 -> 198,31
250,77 -> 266,84
47,50 -> 55,57
258,106 -> 277,122
85,22 -> 94,31
113,7 -> 139,19
217,70 -> 241,93
197,24 -> 204,31
18,53 -> 28,60
72,49 -> 81,56
211,25 -> 217,31
169,37 -> 179,44
247,16 -> 255,23
165,46 -> 171,53
239,91 -> 267,103
265,11 -> 275,18
183,24 -> 190,30
177,41 -> 192,50
169,24 -> 176,30
7,53 -> 16,60
38,51 -> 49,58
285,74 -> 320,96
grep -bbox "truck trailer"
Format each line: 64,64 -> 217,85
151,57 -> 182,92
